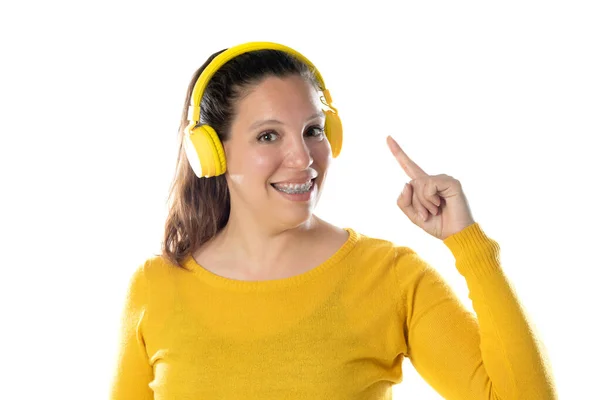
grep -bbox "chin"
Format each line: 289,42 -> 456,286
276,212 -> 316,230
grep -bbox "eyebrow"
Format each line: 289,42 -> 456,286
249,111 -> 325,130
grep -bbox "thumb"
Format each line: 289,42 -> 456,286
397,183 -> 420,224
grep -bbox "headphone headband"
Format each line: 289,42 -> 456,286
182,41 -> 343,177
187,41 -> 331,123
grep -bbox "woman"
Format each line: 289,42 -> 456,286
109,42 -> 557,399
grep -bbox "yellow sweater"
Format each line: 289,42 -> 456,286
109,222 -> 556,399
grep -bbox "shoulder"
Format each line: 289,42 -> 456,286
343,227 -> 427,276
345,226 -> 410,254
340,226 -> 412,264
130,254 -> 192,290
130,255 -> 182,325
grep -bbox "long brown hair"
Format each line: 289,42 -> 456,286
161,48 -> 321,270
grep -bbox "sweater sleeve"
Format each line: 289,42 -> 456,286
398,222 -> 557,400
109,262 -> 154,400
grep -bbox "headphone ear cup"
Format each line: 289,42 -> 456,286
324,111 -> 343,158
183,124 -> 227,178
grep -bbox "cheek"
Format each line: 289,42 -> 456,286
252,150 -> 279,172
232,149 -> 279,185
311,141 -> 332,167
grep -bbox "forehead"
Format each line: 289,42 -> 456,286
235,75 -> 322,117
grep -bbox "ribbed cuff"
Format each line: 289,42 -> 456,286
443,222 -> 502,279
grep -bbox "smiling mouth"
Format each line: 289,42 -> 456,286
270,178 -> 316,193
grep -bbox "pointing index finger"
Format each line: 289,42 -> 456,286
386,135 -> 427,178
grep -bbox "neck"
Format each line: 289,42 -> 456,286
211,214 -> 324,272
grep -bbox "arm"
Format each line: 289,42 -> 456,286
109,262 -> 154,400
399,223 -> 557,399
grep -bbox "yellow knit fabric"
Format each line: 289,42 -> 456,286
109,222 -> 556,399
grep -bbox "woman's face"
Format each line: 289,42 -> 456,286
223,74 -> 332,229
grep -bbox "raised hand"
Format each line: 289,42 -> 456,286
386,135 -> 475,240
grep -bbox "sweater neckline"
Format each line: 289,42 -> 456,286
182,227 -> 359,292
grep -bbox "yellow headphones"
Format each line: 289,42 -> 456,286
183,41 -> 343,178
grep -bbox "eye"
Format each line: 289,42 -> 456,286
307,125 -> 325,138
257,131 -> 278,142
256,126 -> 325,143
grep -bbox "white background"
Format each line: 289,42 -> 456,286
1,1 -> 598,398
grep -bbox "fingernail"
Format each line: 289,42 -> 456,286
401,183 -> 408,195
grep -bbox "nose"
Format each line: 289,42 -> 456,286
283,134 -> 313,169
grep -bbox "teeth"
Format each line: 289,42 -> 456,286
273,180 -> 313,194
